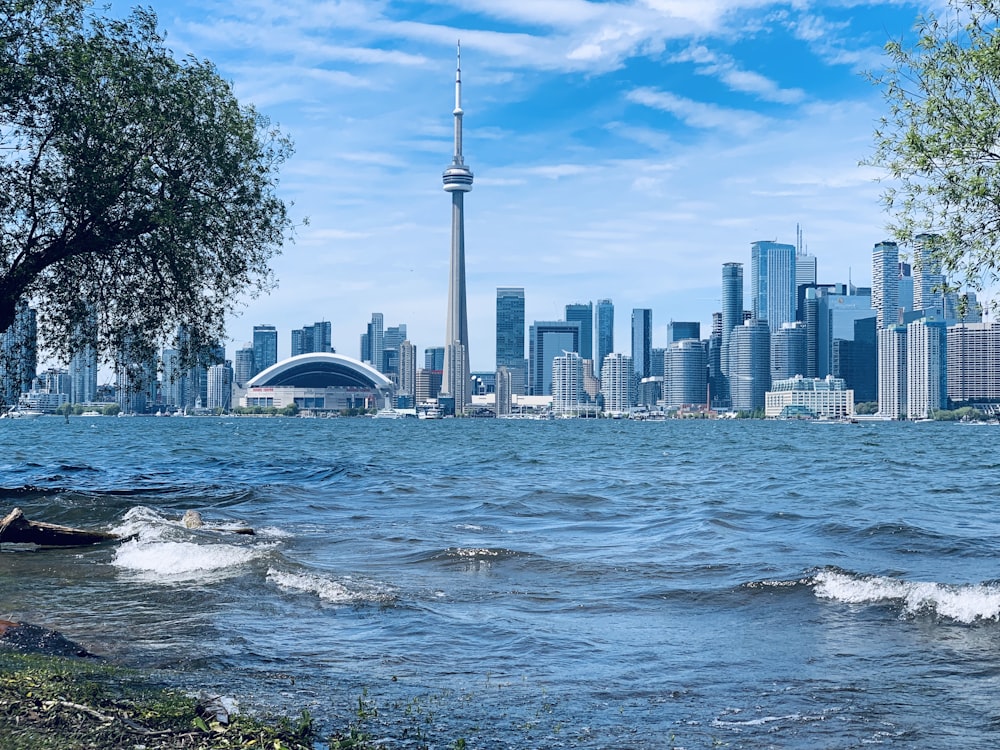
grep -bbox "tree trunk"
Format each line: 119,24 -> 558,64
0,508 -> 119,546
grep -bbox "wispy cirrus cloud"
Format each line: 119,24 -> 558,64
626,87 -> 769,135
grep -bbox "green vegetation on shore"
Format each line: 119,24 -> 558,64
0,652 -> 372,750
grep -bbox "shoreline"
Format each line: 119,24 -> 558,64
0,622 -> 370,750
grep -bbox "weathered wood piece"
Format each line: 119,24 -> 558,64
0,508 -> 119,547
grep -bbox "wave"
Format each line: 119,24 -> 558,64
266,569 -> 395,606
813,569 -> 1000,624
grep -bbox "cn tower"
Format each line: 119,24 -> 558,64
441,41 -> 473,409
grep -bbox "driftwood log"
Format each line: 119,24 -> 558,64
0,508 -> 119,547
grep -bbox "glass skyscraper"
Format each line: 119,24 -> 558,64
565,302 -> 593,361
252,324 -> 278,377
496,288 -> 526,394
631,308 -> 652,378
720,262 -> 743,377
595,299 -> 614,378
750,240 -> 796,333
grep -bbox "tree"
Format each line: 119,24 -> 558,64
868,0 -> 1000,300
0,0 -> 292,367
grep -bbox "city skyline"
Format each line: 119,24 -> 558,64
93,1 -> 961,370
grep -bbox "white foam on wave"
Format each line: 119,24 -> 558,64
266,569 -> 394,605
112,539 -> 269,583
813,570 -> 1000,624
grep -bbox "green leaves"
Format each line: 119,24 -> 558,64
0,0 -> 292,369
867,1 -> 1000,296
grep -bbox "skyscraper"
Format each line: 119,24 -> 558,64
631,308 -> 652,379
399,340 -> 417,405
770,322 -> 807,381
913,234 -> 945,315
750,240 -> 796,332
947,323 -> 1000,404
565,303 -> 593,361
906,317 -> 947,419
601,353 -> 633,414
878,324 -> 907,419
441,43 -> 473,410
552,351 -> 584,416
528,320 -> 580,396
252,325 -> 277,376
595,299 -> 614,378
720,262 -> 743,377
665,339 -> 707,409
728,319 -> 771,411
496,287 -> 526,395
667,321 -> 700,344
872,241 -> 899,329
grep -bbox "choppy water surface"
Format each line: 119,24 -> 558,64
3,417 -> 1000,748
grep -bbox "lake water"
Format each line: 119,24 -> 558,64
3,417 -> 1000,748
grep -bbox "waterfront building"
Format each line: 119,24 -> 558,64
115,338 -> 156,414
833,317 -> 877,404
664,339 -> 707,409
382,324 -> 407,378
906,317 -> 948,419
728,319 -> 770,412
720,262 -> 743,377
631,308 -> 652,381
750,241 -> 796,333
0,300 -> 37,407
252,325 -> 278,377
601,353 -> 633,415
828,287 -> 876,341
566,303 -> 593,361
765,375 -> 854,420
496,288 -> 526,395
872,241 -> 899,329
770,322 -> 807,381
425,346 -> 445,372
207,363 -> 233,411
496,366 -> 512,416
244,353 -> 392,413
160,348 -> 182,409
552,351 -> 584,416
441,44 -> 474,412
667,321 -> 700,345
69,342 -> 98,405
361,313 -> 384,368
595,299 -> 614,378
398,340 -> 417,406
878,324 -> 907,419
947,323 -> 1000,405
415,369 -> 443,404
529,320 -> 581,396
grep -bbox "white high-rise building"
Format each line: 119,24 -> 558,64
399,340 -> 416,402
948,323 -> 1000,404
878,325 -> 907,419
552,351 -> 584,416
872,241 -> 899,329
207,363 -> 233,411
906,318 -> 947,419
601,353 -> 633,415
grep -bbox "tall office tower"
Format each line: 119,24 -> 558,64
415,369 -> 443,403
872,241 -> 900,329
445,342 -> 468,409
425,347 -> 445,371
291,329 -> 305,357
878,324 -> 907,419
233,345 -> 254,387
897,262 -> 914,315
115,338 -> 156,414
382,323 -> 407,376
552,351 -> 584,416
913,233 -> 946,315
565,303 -> 593,360
398,340 -> 417,405
496,288 -> 526,395
441,43 -> 474,410
770,322 -> 807,381
948,323 -> 1000,404
69,344 -> 98,405
595,299 -> 614,378
160,348 -> 181,408
795,254 -> 817,321
601,353 -> 633,414
833,317 -> 877,404
207,363 -> 233,411
631,308 -> 652,379
906,317 -> 947,419
528,320 -> 580,396
721,262 -> 743,376
665,339 -> 707,409
728,319 -> 771,412
0,300 -> 37,406
361,313 -> 384,367
750,240 -> 796,332
252,325 -> 278,376
292,321 -> 333,357
667,321 -> 700,344
495,366 -> 512,416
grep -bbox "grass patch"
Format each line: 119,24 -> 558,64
0,651 -> 327,749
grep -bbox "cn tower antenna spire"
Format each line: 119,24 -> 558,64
453,40 -> 464,164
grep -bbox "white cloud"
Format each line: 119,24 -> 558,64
626,87 -> 770,135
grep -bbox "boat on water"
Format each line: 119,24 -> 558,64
1,408 -> 44,420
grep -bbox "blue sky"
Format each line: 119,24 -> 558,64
107,0 -> 939,369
